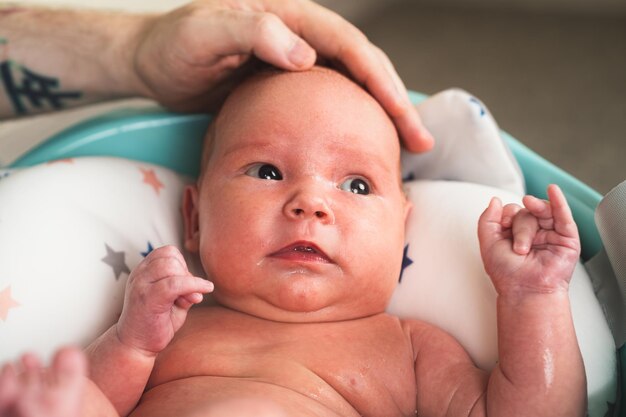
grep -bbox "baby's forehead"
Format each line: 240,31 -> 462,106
238,66 -> 366,103
201,67 -> 400,173
217,67 -> 394,137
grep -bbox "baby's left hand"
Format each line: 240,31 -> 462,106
477,184 -> 581,297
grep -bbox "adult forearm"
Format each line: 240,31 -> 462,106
0,6 -> 148,118
484,292 -> 586,417
85,325 -> 157,417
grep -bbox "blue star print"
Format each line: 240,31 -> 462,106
141,241 -> 154,258
469,97 -> 486,117
399,244 -> 414,283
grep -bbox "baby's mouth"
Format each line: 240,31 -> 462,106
269,241 -> 333,264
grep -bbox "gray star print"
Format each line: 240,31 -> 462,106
101,243 -> 131,280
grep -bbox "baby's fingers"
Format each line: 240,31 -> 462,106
153,276 -> 214,309
501,203 -> 522,228
511,209 -> 539,255
522,194 -> 556,231
547,184 -> 579,240
478,197 -> 504,250
174,293 -> 205,310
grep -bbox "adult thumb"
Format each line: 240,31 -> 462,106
245,12 -> 317,70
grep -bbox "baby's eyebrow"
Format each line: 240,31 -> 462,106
221,141 -> 278,159
221,138 -> 399,176
326,140 -> 397,174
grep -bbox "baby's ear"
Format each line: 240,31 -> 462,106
403,195 -> 413,227
182,184 -> 200,253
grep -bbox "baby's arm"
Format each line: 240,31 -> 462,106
84,246 -> 213,417
410,185 -> 586,417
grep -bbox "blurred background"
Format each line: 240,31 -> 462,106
3,0 -> 625,193
341,0 -> 626,195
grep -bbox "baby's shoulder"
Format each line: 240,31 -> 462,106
398,316 -> 457,346
398,316 -> 475,364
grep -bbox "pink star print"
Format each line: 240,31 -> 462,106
140,168 -> 164,195
0,285 -> 20,321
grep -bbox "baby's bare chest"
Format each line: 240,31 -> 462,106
148,307 -> 417,416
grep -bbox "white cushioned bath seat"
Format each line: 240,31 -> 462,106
0,88 -> 620,417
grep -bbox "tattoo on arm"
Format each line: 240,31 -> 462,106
0,61 -> 82,115
0,3 -> 25,17
0,38 -> 82,115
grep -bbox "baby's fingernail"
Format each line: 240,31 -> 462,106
514,242 -> 529,254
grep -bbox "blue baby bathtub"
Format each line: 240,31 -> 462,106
9,92 -> 622,415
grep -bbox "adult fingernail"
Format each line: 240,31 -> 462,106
288,38 -> 314,68
419,126 -> 435,148
411,120 -> 435,152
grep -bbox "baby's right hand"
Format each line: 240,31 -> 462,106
116,246 -> 213,356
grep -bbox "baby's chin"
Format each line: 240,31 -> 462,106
210,287 -> 389,324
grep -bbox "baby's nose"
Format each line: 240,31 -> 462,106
283,186 -> 335,225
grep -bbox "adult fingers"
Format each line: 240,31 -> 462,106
372,46 -> 434,152
249,12 -> 317,69
200,9 -> 316,70
263,0 -> 434,151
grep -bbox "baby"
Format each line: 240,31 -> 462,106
0,67 -> 586,417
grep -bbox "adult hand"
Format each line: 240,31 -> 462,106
131,0 -> 433,152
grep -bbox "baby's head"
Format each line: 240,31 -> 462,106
183,66 -> 411,322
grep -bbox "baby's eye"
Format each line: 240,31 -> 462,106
245,163 -> 283,180
340,177 -> 370,195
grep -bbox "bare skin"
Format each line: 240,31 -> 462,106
0,68 -> 586,417
0,0 -> 433,151
0,348 -> 87,417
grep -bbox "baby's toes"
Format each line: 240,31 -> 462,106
0,362 -> 19,411
13,357 -> 46,414
50,347 -> 88,388
46,347 -> 87,416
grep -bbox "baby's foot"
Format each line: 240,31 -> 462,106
0,347 -> 87,417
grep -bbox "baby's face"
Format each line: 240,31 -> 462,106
184,68 -> 411,322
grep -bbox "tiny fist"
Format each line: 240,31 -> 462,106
514,241 -> 530,255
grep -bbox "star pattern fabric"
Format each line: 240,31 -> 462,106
101,243 -> 130,280
469,97 -> 486,117
140,167 -> 164,195
398,244 -> 414,283
141,241 -> 154,258
0,285 -> 20,321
